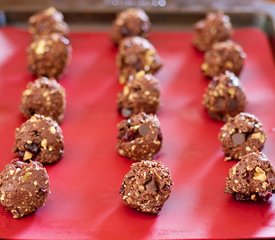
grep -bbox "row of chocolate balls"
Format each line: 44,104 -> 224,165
112,8 -> 173,214
0,7 -> 70,218
193,12 -> 275,202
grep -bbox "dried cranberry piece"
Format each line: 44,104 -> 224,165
258,191 -> 272,201
157,130 -> 163,142
121,130 -> 140,142
24,142 -> 40,154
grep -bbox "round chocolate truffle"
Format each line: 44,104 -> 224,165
120,160 -> 172,214
27,33 -> 72,79
117,36 -> 162,84
111,8 -> 151,44
20,77 -> 66,123
193,11 -> 232,52
28,7 -> 69,37
117,112 -> 162,161
225,152 -> 275,201
201,40 -> 246,78
219,112 -> 266,160
0,159 -> 49,218
14,114 -> 64,164
117,71 -> 160,118
202,71 -> 246,121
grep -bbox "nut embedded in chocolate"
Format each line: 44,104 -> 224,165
28,7 -> 69,37
117,71 -> 161,117
202,71 -> 246,121
201,40 -> 246,77
120,160 -> 173,214
14,114 -> 64,164
225,152 -> 275,201
20,77 -> 66,123
27,33 -> 72,79
117,36 -> 162,84
193,11 -> 232,52
117,112 -> 162,161
111,8 -> 151,44
219,112 -> 266,160
0,159 -> 50,218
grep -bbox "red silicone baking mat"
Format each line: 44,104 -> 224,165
0,27 -> 275,239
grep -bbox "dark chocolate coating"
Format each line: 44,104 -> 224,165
203,71 -> 246,121
117,71 -> 160,117
20,77 -> 66,123
14,114 -> 64,164
120,160 -> 172,214
28,7 -> 69,37
219,112 -> 266,160
0,159 -> 49,218
193,12 -> 232,52
117,112 -> 162,161
117,36 -> 162,84
111,8 -> 151,44
225,152 -> 275,201
201,40 -> 246,77
27,33 -> 72,79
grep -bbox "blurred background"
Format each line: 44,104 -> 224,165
0,0 -> 275,30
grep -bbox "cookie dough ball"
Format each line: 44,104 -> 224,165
120,160 -> 172,214
117,36 -> 162,84
0,159 -> 49,218
203,71 -> 246,121
20,77 -> 66,123
201,40 -> 246,78
111,8 -> 151,44
219,112 -> 266,160
27,33 -> 72,79
14,114 -> 64,164
117,71 -> 160,118
225,152 -> 275,201
193,12 -> 232,52
117,112 -> 162,161
28,7 -> 69,37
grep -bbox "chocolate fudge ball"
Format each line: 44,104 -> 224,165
203,71 -> 246,121
27,33 -> 72,79
28,7 -> 69,37
20,77 -> 66,123
193,12 -> 232,52
117,36 -> 162,84
117,71 -> 160,118
111,8 -> 151,44
219,112 -> 266,160
117,112 -> 162,161
120,160 -> 172,214
0,159 -> 49,218
201,40 -> 246,78
14,114 -> 64,164
225,152 -> 275,201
